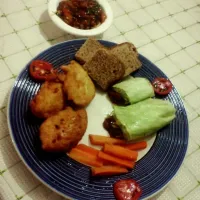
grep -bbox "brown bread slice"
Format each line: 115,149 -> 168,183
75,38 -> 105,64
83,49 -> 125,91
110,42 -> 142,77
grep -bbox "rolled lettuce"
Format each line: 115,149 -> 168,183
112,76 -> 155,105
113,98 -> 176,141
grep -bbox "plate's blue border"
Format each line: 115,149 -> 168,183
7,39 -> 189,200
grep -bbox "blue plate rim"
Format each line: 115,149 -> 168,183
7,39 -> 189,200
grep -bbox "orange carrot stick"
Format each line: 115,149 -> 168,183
76,144 -> 100,156
122,141 -> 147,151
91,166 -> 128,176
98,151 -> 135,169
68,148 -> 103,167
103,144 -> 138,161
89,134 -> 126,146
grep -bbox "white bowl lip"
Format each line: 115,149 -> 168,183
48,0 -> 113,37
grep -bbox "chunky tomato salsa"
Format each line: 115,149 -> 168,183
56,0 -> 107,30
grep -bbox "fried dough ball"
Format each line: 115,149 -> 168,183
61,60 -> 95,107
39,107 -> 87,152
30,81 -> 65,119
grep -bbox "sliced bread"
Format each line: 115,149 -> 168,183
110,42 -> 142,77
83,49 -> 125,91
75,38 -> 105,64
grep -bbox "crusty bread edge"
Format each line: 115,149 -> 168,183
109,42 -> 138,56
75,37 -> 105,64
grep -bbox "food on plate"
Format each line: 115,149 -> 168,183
68,136 -> 147,176
152,77 -> 172,96
68,147 -> 103,167
121,141 -> 147,151
98,151 -> 135,169
89,134 -> 126,146
75,38 -> 105,64
56,72 -> 66,82
76,144 -> 100,156
83,49 -> 125,90
91,166 -> 128,176
27,38 -> 176,187
30,81 -> 65,118
110,43 -> 141,77
76,38 -> 141,77
113,179 -> 142,200
29,60 -> 57,81
103,144 -> 138,161
56,0 -> 106,30
103,116 -> 124,138
109,76 -> 155,105
76,38 -> 142,90
105,98 -> 176,141
61,60 -> 95,107
39,107 -> 87,152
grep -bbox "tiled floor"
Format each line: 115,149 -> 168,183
0,0 -> 200,199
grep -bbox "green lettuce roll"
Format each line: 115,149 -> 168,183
113,98 -> 176,141
112,76 -> 155,105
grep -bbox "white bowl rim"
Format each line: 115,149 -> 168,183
48,0 -> 113,37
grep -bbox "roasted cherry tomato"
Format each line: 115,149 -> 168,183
113,179 -> 142,200
152,77 -> 172,96
29,60 -> 57,81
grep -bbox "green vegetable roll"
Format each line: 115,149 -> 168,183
113,98 -> 176,141
112,76 -> 155,104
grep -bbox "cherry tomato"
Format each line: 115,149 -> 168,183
152,77 -> 172,96
29,60 -> 57,81
113,179 -> 142,200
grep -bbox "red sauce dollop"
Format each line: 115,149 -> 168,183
103,116 -> 124,139
108,90 -> 126,105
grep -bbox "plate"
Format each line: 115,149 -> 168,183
8,39 -> 188,200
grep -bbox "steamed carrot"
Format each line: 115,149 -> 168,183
89,134 -> 126,146
122,141 -> 147,151
68,148 -> 103,167
75,144 -> 115,166
98,151 -> 135,169
76,144 -> 100,156
103,144 -> 138,161
91,166 -> 128,176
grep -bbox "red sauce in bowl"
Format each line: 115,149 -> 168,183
56,0 -> 107,30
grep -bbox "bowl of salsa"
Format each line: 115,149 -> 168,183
48,0 -> 113,37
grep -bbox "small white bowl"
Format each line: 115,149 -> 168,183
48,0 -> 113,37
